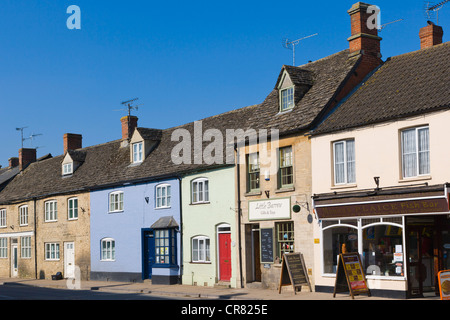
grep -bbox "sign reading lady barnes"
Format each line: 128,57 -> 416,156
249,198 -> 291,221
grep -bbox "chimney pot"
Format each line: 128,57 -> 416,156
121,116 -> 138,141
19,148 -> 37,171
419,23 -> 443,49
63,133 -> 83,154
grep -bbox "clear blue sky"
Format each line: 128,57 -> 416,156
0,0 -> 448,167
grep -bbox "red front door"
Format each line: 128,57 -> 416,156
219,233 -> 232,281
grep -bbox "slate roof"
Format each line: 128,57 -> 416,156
312,42 -> 450,135
0,48 -> 362,204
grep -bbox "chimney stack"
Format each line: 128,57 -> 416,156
8,157 -> 19,168
19,148 -> 36,171
420,22 -> 443,49
63,133 -> 83,154
348,2 -> 382,70
121,116 -> 138,141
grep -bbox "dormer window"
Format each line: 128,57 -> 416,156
132,142 -> 143,163
280,87 -> 294,112
62,162 -> 73,175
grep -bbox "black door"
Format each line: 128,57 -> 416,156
143,230 -> 155,279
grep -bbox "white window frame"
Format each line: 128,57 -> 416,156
333,139 -> 356,185
280,86 -> 294,112
191,178 -> 209,204
109,191 -> 124,212
44,200 -> 58,222
0,209 -> 6,228
132,142 -> 143,163
45,242 -> 60,261
62,162 -> 73,175
21,236 -> 32,258
192,236 -> 211,263
0,238 -> 7,258
155,184 -> 171,209
68,197 -> 78,220
101,238 -> 115,261
401,126 -> 430,178
19,205 -> 28,226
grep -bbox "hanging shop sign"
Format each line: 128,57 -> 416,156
278,252 -> 312,294
438,270 -> 450,300
333,253 -> 371,299
316,197 -> 449,219
249,198 -> 291,221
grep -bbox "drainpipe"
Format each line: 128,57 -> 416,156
178,176 -> 183,284
235,146 -> 244,288
33,198 -> 38,279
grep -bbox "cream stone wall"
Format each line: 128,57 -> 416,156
238,134 -> 316,290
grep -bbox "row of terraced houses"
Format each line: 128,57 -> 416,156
1,3 -> 449,298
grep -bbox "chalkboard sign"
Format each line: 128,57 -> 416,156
278,252 -> 312,294
260,228 -> 274,263
333,253 -> 371,299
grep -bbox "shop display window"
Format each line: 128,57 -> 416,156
323,225 -> 358,274
362,225 -> 404,277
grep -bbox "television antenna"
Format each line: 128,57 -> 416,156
378,19 -> 404,31
24,133 -> 43,147
425,0 -> 449,24
115,98 -> 142,117
282,33 -> 318,66
15,126 -> 28,149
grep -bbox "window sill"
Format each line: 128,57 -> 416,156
108,211 -> 124,214
331,183 -> 357,190
244,191 -> 262,197
155,206 -> 171,210
190,261 -> 212,264
275,186 -> 295,194
398,175 -> 431,183
190,202 -> 210,206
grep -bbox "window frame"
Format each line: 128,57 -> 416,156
45,242 -> 60,261
191,178 -> 209,204
155,184 -> 171,209
401,126 -> 430,179
132,141 -> 143,163
278,146 -> 293,188
62,162 -> 73,175
44,200 -> 58,222
247,153 -> 260,192
333,139 -> 356,185
280,86 -> 294,112
276,221 -> 295,259
191,236 -> 211,263
0,209 -> 6,228
19,205 -> 28,226
154,228 -> 177,266
67,197 -> 79,220
0,238 -> 7,258
101,238 -> 116,261
109,191 -> 124,213
21,236 -> 32,258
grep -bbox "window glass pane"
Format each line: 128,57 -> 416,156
323,226 -> 358,273
362,225 -> 403,277
346,140 -> 356,183
402,129 -> 417,178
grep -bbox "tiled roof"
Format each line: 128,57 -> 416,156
0,49 -> 362,203
312,42 -> 450,135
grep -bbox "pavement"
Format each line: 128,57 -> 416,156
0,277 -> 409,300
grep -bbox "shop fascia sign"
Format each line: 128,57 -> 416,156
315,195 -> 450,219
249,198 -> 291,221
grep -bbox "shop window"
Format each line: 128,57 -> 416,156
362,224 -> 404,277
323,225 -> 358,274
155,229 -> 176,266
276,222 -> 294,260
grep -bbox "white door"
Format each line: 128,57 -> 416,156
11,243 -> 18,277
64,242 -> 75,278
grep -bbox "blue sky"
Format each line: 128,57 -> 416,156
0,0 -> 448,167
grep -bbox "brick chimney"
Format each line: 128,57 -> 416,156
121,116 -> 138,141
19,148 -> 36,171
63,133 -> 82,154
8,157 -> 19,168
347,2 -> 382,70
420,22 -> 443,49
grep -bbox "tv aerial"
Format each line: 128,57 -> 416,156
114,98 -> 143,117
377,19 -> 404,32
15,126 -> 28,149
425,0 -> 449,24
282,33 -> 318,66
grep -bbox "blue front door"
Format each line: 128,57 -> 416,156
143,229 -> 155,279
